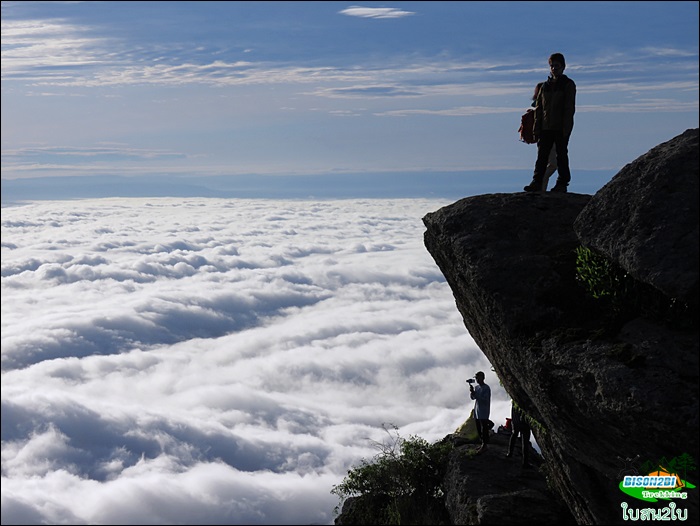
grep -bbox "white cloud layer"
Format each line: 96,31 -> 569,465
1,198 -> 509,525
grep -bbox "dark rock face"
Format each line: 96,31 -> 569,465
575,128 -> 699,306
440,433 -> 575,525
421,129 -> 699,524
422,192 -> 594,348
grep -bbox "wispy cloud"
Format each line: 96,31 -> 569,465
578,100 -> 699,113
309,85 -> 423,98
375,96 -> 700,118
2,145 -> 186,160
2,11 -> 695,106
0,146 -> 189,179
339,6 -> 415,19
376,105 -> 522,117
640,46 -> 698,58
0,18 -> 111,78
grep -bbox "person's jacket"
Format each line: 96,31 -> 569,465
470,383 -> 491,420
534,74 -> 576,137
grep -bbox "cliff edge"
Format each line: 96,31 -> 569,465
420,128 -> 698,524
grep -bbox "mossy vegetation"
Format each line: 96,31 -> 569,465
574,246 -> 694,330
512,400 -> 547,436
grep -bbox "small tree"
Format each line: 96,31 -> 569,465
331,423 -> 452,525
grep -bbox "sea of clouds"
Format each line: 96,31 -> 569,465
1,197 -> 511,525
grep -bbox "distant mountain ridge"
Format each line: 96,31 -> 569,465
1,170 -> 616,205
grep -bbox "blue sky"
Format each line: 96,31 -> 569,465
1,1 -> 699,197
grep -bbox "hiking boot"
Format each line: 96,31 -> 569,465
523,182 -> 541,192
550,183 -> 568,193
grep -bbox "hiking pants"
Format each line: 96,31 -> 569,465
475,419 -> 490,445
534,130 -> 570,187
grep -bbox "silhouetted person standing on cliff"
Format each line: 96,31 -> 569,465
532,82 -> 558,191
505,401 -> 532,468
524,52 -> 576,193
470,371 -> 491,453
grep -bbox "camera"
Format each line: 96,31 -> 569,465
466,378 -> 476,384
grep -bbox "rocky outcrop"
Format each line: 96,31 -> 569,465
574,128 -> 699,307
440,433 -> 574,525
335,431 -> 575,525
420,129 -> 699,524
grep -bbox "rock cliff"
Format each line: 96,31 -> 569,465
334,129 -> 698,525
421,128 -> 698,524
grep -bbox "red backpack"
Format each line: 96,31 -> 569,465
518,108 -> 536,144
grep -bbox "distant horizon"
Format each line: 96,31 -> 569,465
2,168 -> 620,205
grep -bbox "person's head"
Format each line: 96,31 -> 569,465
475,371 -> 485,384
549,53 -> 566,79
